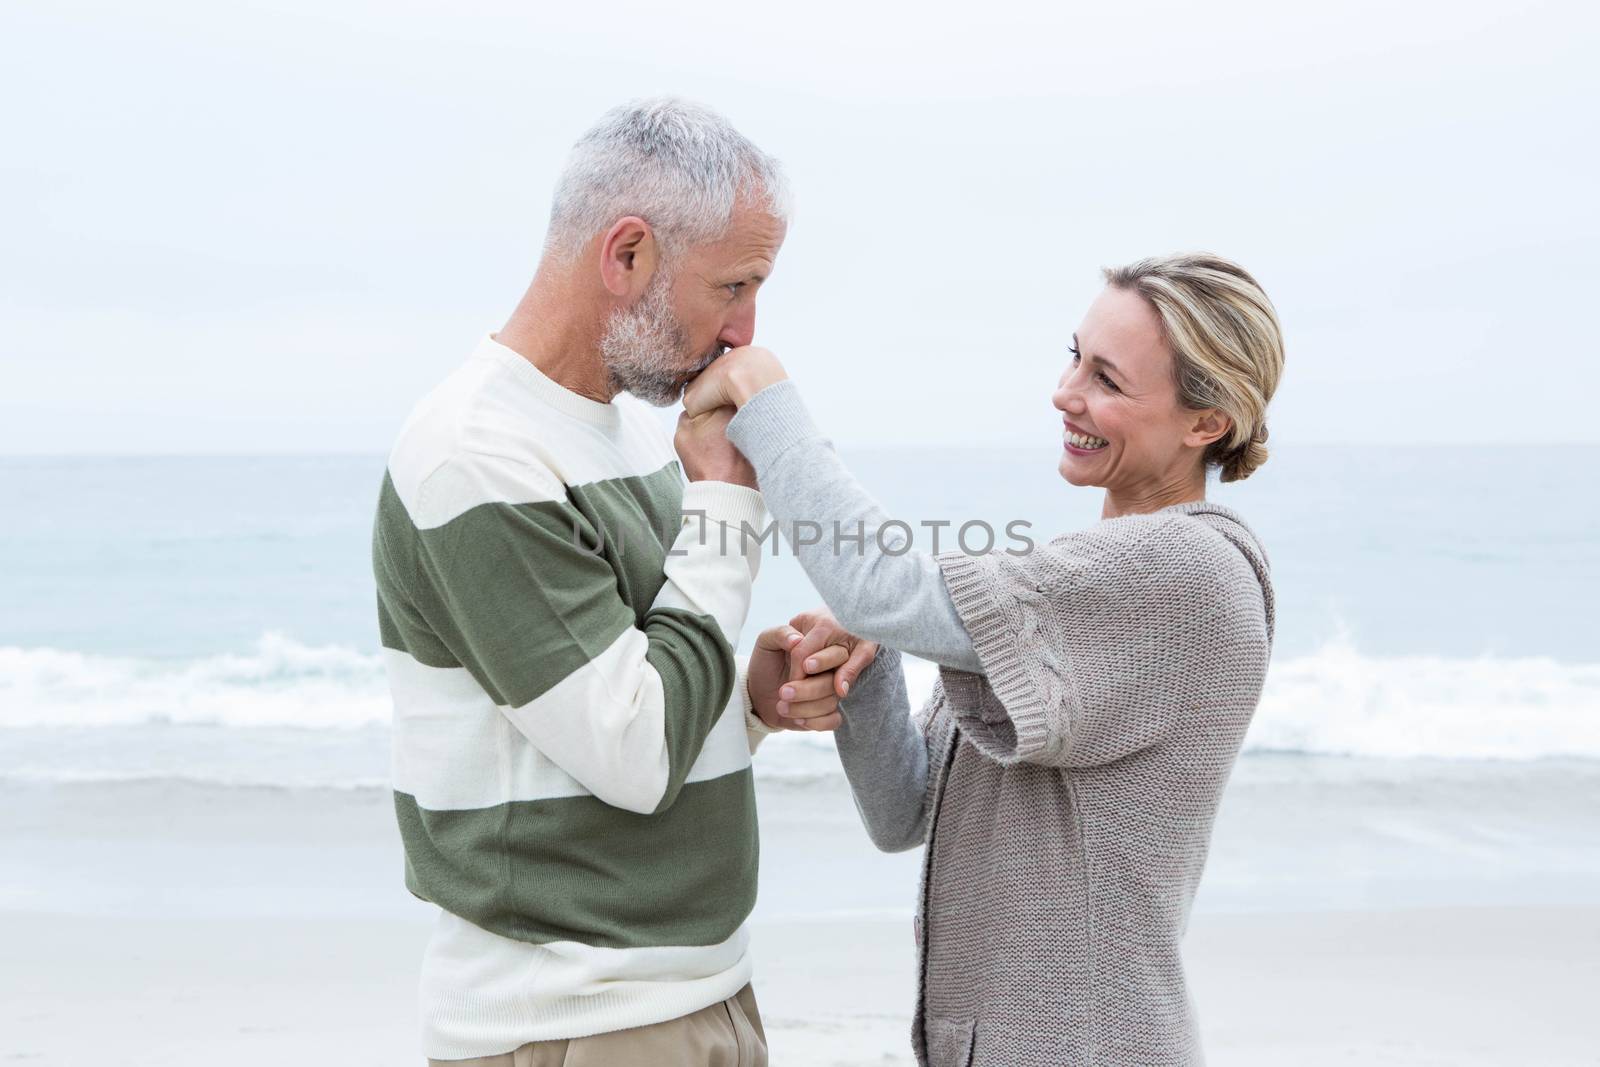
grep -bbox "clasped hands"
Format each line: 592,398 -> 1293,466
749,609 -> 878,733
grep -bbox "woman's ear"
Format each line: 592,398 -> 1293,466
1186,409 -> 1233,450
598,216 -> 659,299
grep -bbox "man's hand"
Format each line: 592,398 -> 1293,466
683,346 -> 788,419
748,606 -> 878,732
748,623 -> 853,732
674,406 -> 757,488
787,609 -> 879,709
748,620 -> 838,729
745,608 -> 880,734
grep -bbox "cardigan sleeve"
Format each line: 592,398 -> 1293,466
932,513 -> 1266,769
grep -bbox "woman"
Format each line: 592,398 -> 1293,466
693,253 -> 1283,1066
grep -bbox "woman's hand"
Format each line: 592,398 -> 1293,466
683,346 -> 789,419
748,622 -> 847,731
786,608 -> 879,702
746,609 -> 879,732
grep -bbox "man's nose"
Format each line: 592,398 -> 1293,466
719,303 -> 757,350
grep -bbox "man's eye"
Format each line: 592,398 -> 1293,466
726,283 -> 745,297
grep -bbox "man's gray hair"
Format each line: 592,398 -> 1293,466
544,96 -> 791,262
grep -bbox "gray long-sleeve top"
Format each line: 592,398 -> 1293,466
727,379 -> 983,674
725,380 -> 971,851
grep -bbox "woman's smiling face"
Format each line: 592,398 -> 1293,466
1052,285 -> 1227,501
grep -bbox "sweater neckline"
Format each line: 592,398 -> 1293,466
1151,498 -> 1260,543
1153,499 -> 1247,522
474,333 -> 622,430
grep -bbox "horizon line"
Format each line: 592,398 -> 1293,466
3,441 -> 1600,461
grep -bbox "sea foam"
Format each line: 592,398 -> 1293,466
2,633 -> 1596,772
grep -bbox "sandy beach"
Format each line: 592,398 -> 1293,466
7,770 -> 1599,1066
10,905 -> 1600,1066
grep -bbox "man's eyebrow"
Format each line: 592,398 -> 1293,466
715,270 -> 768,286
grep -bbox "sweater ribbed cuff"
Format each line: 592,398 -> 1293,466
839,645 -> 904,720
681,480 -> 767,535
726,379 -> 827,477
935,551 -> 1057,765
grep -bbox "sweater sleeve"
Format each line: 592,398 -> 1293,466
396,451 -> 767,814
932,513 -> 1263,769
831,647 -> 933,852
724,380 -> 984,673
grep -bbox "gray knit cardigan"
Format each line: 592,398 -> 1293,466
923,504 -> 1274,1065
724,382 -> 1277,1066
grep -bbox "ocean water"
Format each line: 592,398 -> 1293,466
2,445 -> 1598,780
2,447 -> 1599,912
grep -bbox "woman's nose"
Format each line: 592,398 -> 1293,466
1053,376 -> 1084,413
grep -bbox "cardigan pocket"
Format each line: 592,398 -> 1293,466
924,1015 -> 976,1067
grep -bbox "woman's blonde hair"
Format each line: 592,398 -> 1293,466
1103,253 -> 1284,482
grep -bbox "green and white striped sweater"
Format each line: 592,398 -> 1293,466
371,334 -> 773,1060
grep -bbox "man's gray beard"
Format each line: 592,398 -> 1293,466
599,275 -> 724,408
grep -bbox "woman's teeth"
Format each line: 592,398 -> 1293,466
1068,431 -> 1108,450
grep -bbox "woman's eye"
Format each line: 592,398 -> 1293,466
1098,373 -> 1119,392
1068,346 -> 1080,363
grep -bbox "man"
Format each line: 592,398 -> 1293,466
372,98 -> 866,1066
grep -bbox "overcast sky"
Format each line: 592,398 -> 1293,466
3,0 -> 1596,453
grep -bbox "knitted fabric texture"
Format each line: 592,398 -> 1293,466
908,502 -> 1275,1066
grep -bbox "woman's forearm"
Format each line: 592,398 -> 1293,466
724,380 -> 984,674
831,647 -> 930,852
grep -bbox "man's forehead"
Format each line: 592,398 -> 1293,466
728,206 -> 785,248
694,208 -> 785,273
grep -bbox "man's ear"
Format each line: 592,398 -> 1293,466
598,216 -> 659,299
1186,409 -> 1233,450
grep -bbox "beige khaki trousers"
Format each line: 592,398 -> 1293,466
428,983 -> 767,1067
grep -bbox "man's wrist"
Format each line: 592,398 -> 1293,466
744,671 -> 779,735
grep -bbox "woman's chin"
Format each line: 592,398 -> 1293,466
1057,453 -> 1100,486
